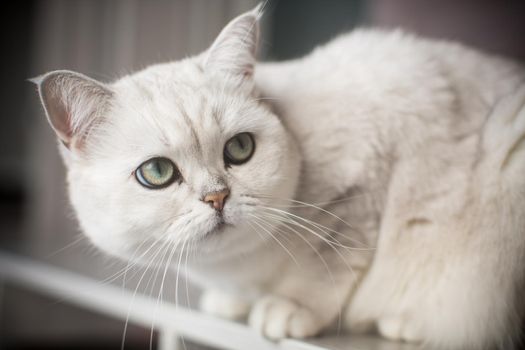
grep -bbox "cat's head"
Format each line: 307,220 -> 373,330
33,7 -> 301,262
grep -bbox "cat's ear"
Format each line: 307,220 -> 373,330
32,70 -> 113,152
203,5 -> 262,83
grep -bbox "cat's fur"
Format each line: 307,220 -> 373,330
34,6 -> 525,349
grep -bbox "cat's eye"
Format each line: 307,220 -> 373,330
135,157 -> 179,189
224,132 -> 255,165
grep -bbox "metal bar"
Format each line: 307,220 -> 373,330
158,328 -> 181,350
0,276 -> 4,335
0,251 -> 280,350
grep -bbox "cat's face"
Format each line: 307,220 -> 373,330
35,8 -> 301,262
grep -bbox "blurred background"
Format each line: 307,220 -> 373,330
0,0 -> 524,349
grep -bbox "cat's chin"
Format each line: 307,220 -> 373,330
190,215 -> 266,258
202,208 -> 248,237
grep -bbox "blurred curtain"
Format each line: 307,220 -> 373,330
367,0 -> 525,62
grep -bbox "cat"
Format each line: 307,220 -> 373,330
33,5 -> 525,349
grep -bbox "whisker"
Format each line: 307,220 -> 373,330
120,237 -> 171,350
252,214 -> 294,246
45,235 -> 87,258
150,237 -> 180,350
245,192 -> 374,249
261,206 -> 373,250
175,240 -> 188,307
249,214 -> 301,267
175,238 -> 189,350
144,240 -> 174,350
262,214 -> 345,333
257,211 -> 355,274
256,195 -> 362,234
101,211 -> 191,288
101,235 -> 167,287
184,238 -> 193,310
260,209 -> 356,249
246,192 -> 370,208
246,217 -> 270,245
120,237 -> 162,292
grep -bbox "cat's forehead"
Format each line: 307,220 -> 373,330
114,61 -> 204,101
113,61 -> 262,132
103,61 -> 265,164
113,79 -> 247,136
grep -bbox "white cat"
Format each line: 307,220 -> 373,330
34,6 -> 525,349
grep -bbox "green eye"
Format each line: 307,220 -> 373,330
135,157 -> 179,189
224,132 -> 255,165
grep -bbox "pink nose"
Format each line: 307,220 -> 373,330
203,189 -> 229,211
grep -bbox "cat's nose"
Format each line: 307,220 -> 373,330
202,189 -> 230,211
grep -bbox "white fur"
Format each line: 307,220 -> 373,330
35,8 -> 525,349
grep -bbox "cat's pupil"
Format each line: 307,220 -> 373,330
152,161 -> 162,177
237,138 -> 245,150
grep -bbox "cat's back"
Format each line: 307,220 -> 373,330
257,29 -> 524,122
255,28 -> 525,203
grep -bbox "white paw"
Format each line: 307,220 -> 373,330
248,295 -> 322,340
199,289 -> 250,320
378,316 -> 422,343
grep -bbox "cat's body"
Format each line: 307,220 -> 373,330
35,7 -> 525,350
255,30 -> 525,348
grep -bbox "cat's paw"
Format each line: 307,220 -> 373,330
248,295 -> 322,340
377,316 -> 423,343
199,289 -> 251,321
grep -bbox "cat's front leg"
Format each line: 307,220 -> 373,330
248,265 -> 359,340
199,289 -> 251,321
248,295 -> 322,339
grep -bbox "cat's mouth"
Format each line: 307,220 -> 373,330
213,218 -> 232,233
207,216 -> 233,236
